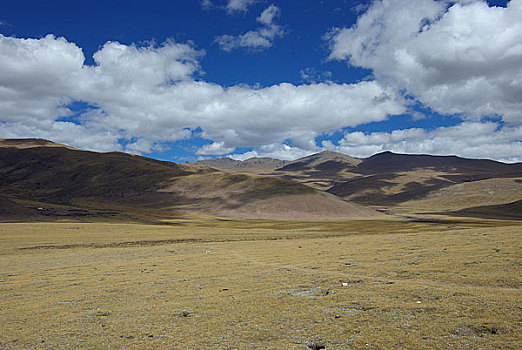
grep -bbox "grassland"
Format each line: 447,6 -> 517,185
1,217 -> 521,349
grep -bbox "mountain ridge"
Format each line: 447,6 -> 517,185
195,149 -> 522,213
0,140 -> 378,221
2,138 -> 521,221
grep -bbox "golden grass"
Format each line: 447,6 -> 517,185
1,218 -> 521,349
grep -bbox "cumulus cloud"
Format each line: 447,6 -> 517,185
0,34 -> 83,122
215,4 -> 284,51
0,34 -> 405,155
225,121 -> 522,163
196,141 -> 235,155
0,119 -> 122,152
226,0 -> 257,14
322,122 -> 522,163
328,0 -> 522,125
3,0 -> 521,164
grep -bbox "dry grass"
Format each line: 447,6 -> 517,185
1,218 -> 521,349
396,177 -> 522,214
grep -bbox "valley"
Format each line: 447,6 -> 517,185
0,138 -> 521,349
1,218 -> 520,349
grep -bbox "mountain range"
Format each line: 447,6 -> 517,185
1,138 -> 521,222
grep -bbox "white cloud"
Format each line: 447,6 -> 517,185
300,68 -> 333,84
226,0 -> 257,14
2,25 -> 520,163
226,121 -> 522,163
328,0 -> 522,125
196,141 -> 235,155
229,143 -> 317,161
215,32 -> 272,51
0,34 -> 406,156
201,0 -> 213,10
215,4 -> 284,51
0,120 -> 122,153
125,137 -> 176,155
203,0 -> 257,14
0,34 -> 84,122
257,4 -> 279,24
323,122 -> 522,163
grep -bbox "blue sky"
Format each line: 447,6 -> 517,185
0,0 -> 521,162
0,1 -> 365,86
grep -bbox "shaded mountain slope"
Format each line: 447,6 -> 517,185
393,177 -> 522,214
327,152 -> 522,205
193,151 -> 522,216
196,157 -> 287,173
0,196 -> 38,220
354,151 -> 522,177
160,172 -> 376,219
196,151 -> 363,190
446,200 -> 522,220
0,140 -> 378,221
276,151 -> 362,172
0,146 -> 198,204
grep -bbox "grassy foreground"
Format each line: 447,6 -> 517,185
0,218 -> 521,349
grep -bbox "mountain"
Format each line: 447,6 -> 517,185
3,139 -> 520,221
192,150 -> 522,218
0,140 -> 378,222
197,151 -> 363,190
353,151 -> 521,177
327,151 -> 522,206
0,196 -> 38,221
391,177 -> 522,214
196,157 -> 287,173
277,151 -> 362,172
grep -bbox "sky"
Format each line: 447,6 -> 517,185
0,0 -> 521,163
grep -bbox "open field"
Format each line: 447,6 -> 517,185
1,218 -> 521,349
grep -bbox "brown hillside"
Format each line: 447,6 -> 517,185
0,138 -> 76,150
327,152 -> 522,206
394,177 -> 522,214
0,196 -> 38,220
159,171 -> 376,219
447,199 -> 522,220
217,192 -> 379,219
276,150 -> 362,172
0,139 -> 378,221
194,150 -> 522,215
196,157 -> 288,173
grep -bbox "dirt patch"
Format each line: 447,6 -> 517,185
19,238 -> 203,250
453,324 -> 505,337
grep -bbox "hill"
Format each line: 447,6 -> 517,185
197,151 -> 363,190
0,138 -> 76,150
277,150 -> 362,172
193,150 -> 522,218
196,157 -> 287,174
326,152 -> 522,206
448,199 -> 522,220
393,177 -> 522,214
0,140 -> 378,221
